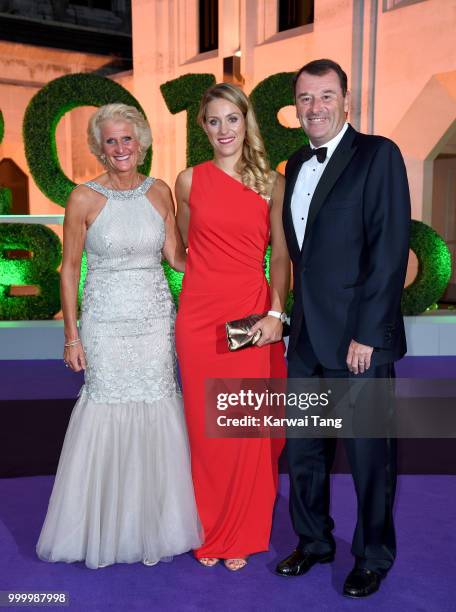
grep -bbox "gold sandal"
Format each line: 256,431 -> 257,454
224,558 -> 248,571
198,557 -> 219,567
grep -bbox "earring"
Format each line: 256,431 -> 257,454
100,154 -> 107,165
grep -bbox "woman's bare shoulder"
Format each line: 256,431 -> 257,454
175,167 -> 194,202
271,170 -> 285,188
271,170 -> 285,198
66,183 -> 105,218
176,167 -> 193,188
151,178 -> 172,196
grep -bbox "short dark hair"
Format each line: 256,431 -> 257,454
293,59 -> 348,96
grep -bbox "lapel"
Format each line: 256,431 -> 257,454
302,125 -> 358,248
283,147 -> 308,262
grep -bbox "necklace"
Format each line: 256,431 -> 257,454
107,172 -> 141,191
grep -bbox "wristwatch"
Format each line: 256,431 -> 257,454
267,310 -> 287,324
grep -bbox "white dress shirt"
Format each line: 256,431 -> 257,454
291,122 -> 349,249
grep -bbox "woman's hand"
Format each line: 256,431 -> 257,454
248,315 -> 283,347
64,342 -> 86,372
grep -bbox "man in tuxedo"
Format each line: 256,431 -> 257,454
276,59 -> 411,598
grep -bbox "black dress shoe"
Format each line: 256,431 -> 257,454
343,568 -> 382,598
275,549 -> 334,577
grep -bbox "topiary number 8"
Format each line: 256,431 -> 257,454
0,224 -> 62,319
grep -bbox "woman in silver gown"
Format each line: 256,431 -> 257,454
37,103 -> 201,569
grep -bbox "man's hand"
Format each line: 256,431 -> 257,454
248,315 -> 283,347
346,340 -> 374,375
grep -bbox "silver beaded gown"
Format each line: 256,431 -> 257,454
37,178 -> 201,569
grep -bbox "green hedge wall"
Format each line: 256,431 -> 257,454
0,187 -> 12,215
0,110 -> 12,214
23,73 -> 152,208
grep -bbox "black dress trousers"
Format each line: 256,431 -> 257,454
286,321 -> 397,576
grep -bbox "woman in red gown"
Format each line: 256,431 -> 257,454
175,83 -> 290,570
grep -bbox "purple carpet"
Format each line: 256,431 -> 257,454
1,474 -> 454,611
1,356 -> 455,401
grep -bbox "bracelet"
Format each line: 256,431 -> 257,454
64,339 -> 81,348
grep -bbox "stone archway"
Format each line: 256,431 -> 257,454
391,71 -> 456,300
391,70 -> 456,224
432,125 -> 456,302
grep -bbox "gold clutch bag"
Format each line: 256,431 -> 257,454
225,313 -> 265,351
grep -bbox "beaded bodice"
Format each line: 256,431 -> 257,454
79,178 -> 175,338
84,178 -> 162,272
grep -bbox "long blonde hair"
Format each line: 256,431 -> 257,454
197,83 -> 274,198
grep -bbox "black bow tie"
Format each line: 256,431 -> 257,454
301,145 -> 327,163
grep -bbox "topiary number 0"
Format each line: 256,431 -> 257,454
23,73 -> 152,207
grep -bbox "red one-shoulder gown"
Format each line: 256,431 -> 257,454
175,161 -> 286,559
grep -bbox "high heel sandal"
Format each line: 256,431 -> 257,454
224,558 -> 248,571
143,559 -> 159,566
198,557 -> 219,567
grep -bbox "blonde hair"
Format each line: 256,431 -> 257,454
197,83 -> 274,198
87,103 -> 151,165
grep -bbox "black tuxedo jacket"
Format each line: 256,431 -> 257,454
283,124 -> 411,369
